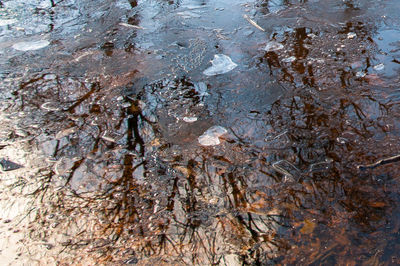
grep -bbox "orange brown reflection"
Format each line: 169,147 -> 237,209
10,16 -> 400,266
250,20 -> 400,264
17,68 -> 400,264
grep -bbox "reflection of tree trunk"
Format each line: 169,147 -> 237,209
129,0 -> 137,8
126,101 -> 144,156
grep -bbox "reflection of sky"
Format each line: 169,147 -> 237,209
374,28 -> 400,77
265,0 -> 287,14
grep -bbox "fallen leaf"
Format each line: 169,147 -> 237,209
55,127 -> 78,139
300,219 -> 316,234
365,74 -> 385,85
369,202 -> 386,208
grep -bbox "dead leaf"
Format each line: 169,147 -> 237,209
173,165 -> 189,176
365,74 -> 385,85
150,138 -> 160,146
300,219 -> 316,234
55,127 -> 78,139
369,202 -> 386,208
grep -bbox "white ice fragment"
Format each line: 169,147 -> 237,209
0,19 -> 17,26
264,41 -> 284,52
307,33 -> 317,38
282,56 -> 296,63
198,126 -> 228,146
373,63 -> 385,71
12,40 -> 50,51
194,82 -> 209,96
44,74 -> 56,80
186,5 -> 206,10
41,102 -> 61,111
183,117 -> 198,123
55,127 -> 77,140
243,30 -> 254,36
347,32 -> 357,39
356,71 -> 366,78
177,11 -> 201,19
203,54 -> 238,76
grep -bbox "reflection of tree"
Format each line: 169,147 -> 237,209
252,18 -> 400,264
10,2 -> 400,265
20,68 -> 398,264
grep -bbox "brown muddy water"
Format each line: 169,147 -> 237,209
1,0 -> 400,265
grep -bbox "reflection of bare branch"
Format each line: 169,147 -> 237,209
66,82 -> 100,113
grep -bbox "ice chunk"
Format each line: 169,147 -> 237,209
264,41 -> 284,52
198,126 -> 228,146
0,19 -> 17,27
12,40 -> 50,51
194,82 -> 209,96
177,11 -> 201,19
282,56 -> 296,63
41,102 -> 61,111
356,71 -> 366,78
203,54 -> 238,76
373,63 -> 385,71
186,5 -> 206,10
347,32 -> 357,39
183,117 -> 198,123
244,30 -> 254,36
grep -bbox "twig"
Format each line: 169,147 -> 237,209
357,154 -> 400,170
243,15 -> 265,32
119,23 -> 145,30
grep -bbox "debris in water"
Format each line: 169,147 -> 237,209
198,126 -> 228,146
300,219 -> 316,234
357,154 -> 400,170
0,19 -> 17,27
265,131 -> 291,149
101,135 -> 116,143
309,158 -> 333,172
177,11 -> 201,19
55,127 -> 78,140
54,157 -> 75,176
264,41 -> 284,52
243,30 -> 254,36
41,102 -> 61,112
194,82 -> 209,97
243,14 -> 265,32
183,117 -> 198,123
272,160 -> 301,182
186,5 -> 206,10
0,159 -> 23,171
12,40 -> 50,51
373,63 -> 385,71
347,32 -> 357,39
282,56 -> 296,63
203,54 -> 238,76
356,71 -> 366,78
119,23 -> 145,30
